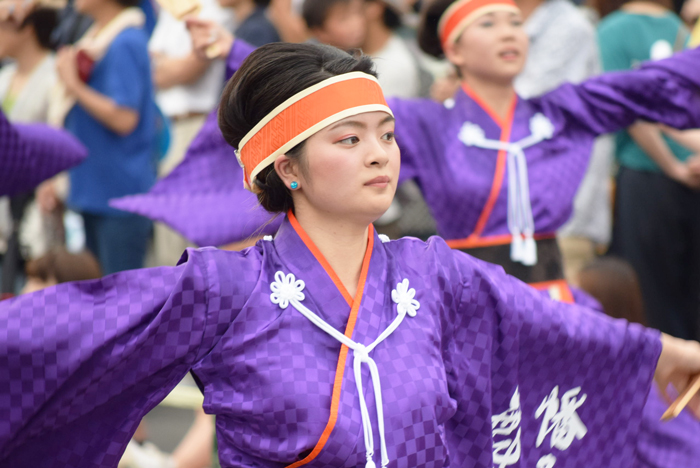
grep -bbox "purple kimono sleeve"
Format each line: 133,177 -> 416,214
1,111 -> 87,197
442,247 -> 661,467
0,250 -> 216,467
388,97 -> 447,184
225,39 -> 256,80
538,47 -> 700,136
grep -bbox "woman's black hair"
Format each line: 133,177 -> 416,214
218,42 -> 377,214
417,0 -> 454,58
20,7 -> 59,51
383,5 -> 402,29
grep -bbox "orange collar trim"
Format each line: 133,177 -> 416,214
438,0 -> 520,49
285,210 -> 375,467
460,82 -> 517,129
237,73 -> 392,193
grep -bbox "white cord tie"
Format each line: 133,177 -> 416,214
458,113 -> 554,266
270,272 -> 420,468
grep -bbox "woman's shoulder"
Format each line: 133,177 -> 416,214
178,245 -> 265,294
108,27 -> 150,58
381,234 -> 493,279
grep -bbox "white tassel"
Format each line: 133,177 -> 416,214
510,235 -> 524,263
521,235 -> 538,266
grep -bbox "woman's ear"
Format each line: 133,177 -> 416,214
274,154 -> 302,190
443,40 -> 465,68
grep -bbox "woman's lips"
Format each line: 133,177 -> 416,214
365,176 -> 391,187
499,49 -> 520,61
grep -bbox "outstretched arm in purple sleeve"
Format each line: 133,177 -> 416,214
0,251 -> 212,466
538,47 -> 700,137
0,110 -> 87,197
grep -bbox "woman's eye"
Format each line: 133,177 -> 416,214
511,19 -> 523,26
479,21 -> 494,27
338,136 -> 360,145
382,132 -> 395,142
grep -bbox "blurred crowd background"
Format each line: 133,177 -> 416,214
0,0 -> 699,465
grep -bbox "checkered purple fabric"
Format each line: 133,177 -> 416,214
0,110 -> 87,197
0,216 -> 662,467
393,47 -> 700,241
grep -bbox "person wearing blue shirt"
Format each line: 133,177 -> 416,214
55,0 -> 155,274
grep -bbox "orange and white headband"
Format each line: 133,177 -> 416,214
236,72 -> 393,192
438,0 -> 520,49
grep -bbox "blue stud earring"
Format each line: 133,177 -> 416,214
290,181 -> 299,190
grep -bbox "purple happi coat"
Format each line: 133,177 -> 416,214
111,44 -> 700,251
0,110 -> 87,197
0,214 -> 662,468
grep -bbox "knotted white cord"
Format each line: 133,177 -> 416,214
458,114 -> 554,266
270,272 -> 419,468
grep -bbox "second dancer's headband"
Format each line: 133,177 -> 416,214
236,72 -> 393,192
438,0 -> 520,49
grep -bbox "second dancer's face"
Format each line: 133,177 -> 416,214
446,10 -> 528,84
277,111 -> 400,225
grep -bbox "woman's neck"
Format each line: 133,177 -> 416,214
91,4 -> 126,32
12,40 -> 48,76
621,1 -> 670,15
462,73 -> 516,122
293,207 -> 370,299
515,0 -> 544,21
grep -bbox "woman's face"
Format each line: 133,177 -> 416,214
281,111 -> 400,225
445,10 -> 528,84
314,0 -> 367,51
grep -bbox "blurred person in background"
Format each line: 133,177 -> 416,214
597,0 -> 700,340
302,0 -> 367,50
148,0 -> 233,267
681,0 -> 700,45
41,0 -> 157,274
512,0 -> 615,285
0,1 -> 68,295
0,3 -> 58,121
223,0 -> 280,46
363,0 -> 424,98
267,0 -> 310,42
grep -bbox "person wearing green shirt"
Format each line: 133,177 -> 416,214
597,0 -> 700,341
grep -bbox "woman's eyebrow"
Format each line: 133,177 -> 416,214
329,115 -> 395,131
329,120 -> 366,131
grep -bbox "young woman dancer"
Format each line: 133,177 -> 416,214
4,42 -> 700,468
114,0 -> 700,304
